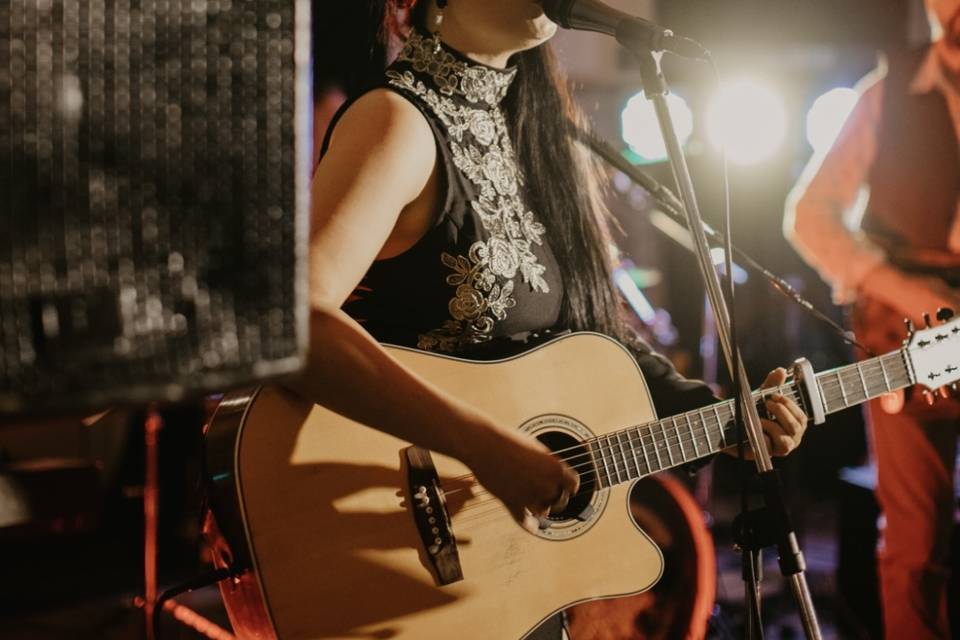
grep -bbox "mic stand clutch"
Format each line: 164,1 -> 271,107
630,48 -> 823,640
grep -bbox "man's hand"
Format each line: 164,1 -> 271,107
860,263 -> 960,327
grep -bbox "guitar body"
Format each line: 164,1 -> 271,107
206,314 -> 960,639
207,333 -> 667,640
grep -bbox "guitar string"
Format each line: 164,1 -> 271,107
437,368 -> 916,528
449,364 -> 908,512
448,368 -> 912,516
434,356 -> 911,522
443,355 -> 909,489
448,387 -> 809,510
451,366 -> 901,495
447,371 -> 893,509
451,361 -> 919,527
444,386 -> 801,501
453,409 -> 797,522
289,359 -> 922,542
440,383 -> 799,486
451,376 -> 903,526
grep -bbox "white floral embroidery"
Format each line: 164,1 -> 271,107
389,33 -> 550,353
396,33 -> 517,105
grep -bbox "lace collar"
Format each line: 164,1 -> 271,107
393,31 -> 518,107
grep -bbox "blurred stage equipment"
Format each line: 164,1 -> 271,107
1,4 -> 310,639
0,0 -> 312,414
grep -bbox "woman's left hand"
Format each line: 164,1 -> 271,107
758,367 -> 808,456
726,367 -> 808,458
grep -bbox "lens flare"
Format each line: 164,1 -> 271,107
806,87 -> 858,155
706,79 -> 787,165
621,91 -> 694,163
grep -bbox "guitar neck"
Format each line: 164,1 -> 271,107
813,349 -> 913,415
587,349 -> 913,488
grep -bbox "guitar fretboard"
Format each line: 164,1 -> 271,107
583,350 -> 912,488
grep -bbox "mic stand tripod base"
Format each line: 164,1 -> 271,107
629,45 -> 823,640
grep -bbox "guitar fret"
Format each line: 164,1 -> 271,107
616,431 -> 634,479
595,440 -> 613,488
626,429 -> 644,478
855,362 -> 869,399
659,421 -> 675,466
673,416 -> 687,462
606,435 -> 623,484
900,349 -> 915,388
722,405 -> 736,447
610,435 -> 623,483
650,426 -> 664,470
713,406 -> 726,449
879,356 -> 891,392
686,413 -> 700,457
636,426 -> 653,474
580,340 -> 938,491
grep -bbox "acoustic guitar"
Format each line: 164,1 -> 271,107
205,319 -> 960,640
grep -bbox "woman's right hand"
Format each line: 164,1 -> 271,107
461,422 -> 580,533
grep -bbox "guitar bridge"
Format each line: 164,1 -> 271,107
403,446 -> 463,586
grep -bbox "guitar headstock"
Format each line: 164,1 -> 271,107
904,308 -> 960,393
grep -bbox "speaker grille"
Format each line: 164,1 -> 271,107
0,0 -> 310,412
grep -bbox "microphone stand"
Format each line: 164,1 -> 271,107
629,47 -> 823,640
579,130 -> 873,358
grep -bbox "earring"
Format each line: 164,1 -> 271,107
432,0 -> 447,53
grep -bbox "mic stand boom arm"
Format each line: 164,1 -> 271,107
578,129 -> 873,358
630,48 -> 823,640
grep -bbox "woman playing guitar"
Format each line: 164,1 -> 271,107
275,1 -> 809,637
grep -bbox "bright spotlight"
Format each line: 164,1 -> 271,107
621,91 -> 693,163
706,79 -> 787,166
806,87 -> 858,155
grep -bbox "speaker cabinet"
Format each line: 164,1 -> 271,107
0,1 -> 311,412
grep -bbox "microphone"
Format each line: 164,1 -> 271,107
542,0 -> 709,60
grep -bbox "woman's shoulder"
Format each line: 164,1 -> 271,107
322,87 -> 437,162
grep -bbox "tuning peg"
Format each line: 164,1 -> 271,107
937,307 -> 956,323
904,318 -> 915,337
923,312 -> 933,328
939,386 -> 952,399
923,389 -> 938,406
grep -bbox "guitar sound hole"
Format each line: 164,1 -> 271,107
536,430 -> 596,522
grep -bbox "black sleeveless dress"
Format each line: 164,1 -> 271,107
323,32 -> 715,414
321,32 -> 716,639
328,32 -> 564,355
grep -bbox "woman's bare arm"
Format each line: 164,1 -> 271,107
288,90 -> 577,527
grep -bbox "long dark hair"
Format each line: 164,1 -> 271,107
312,1 -> 390,96
505,47 -> 626,340
325,0 -> 627,340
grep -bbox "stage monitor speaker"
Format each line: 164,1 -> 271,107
0,1 -> 312,413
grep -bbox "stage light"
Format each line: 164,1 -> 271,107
621,91 -> 693,163
706,79 -> 787,166
806,87 -> 858,155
